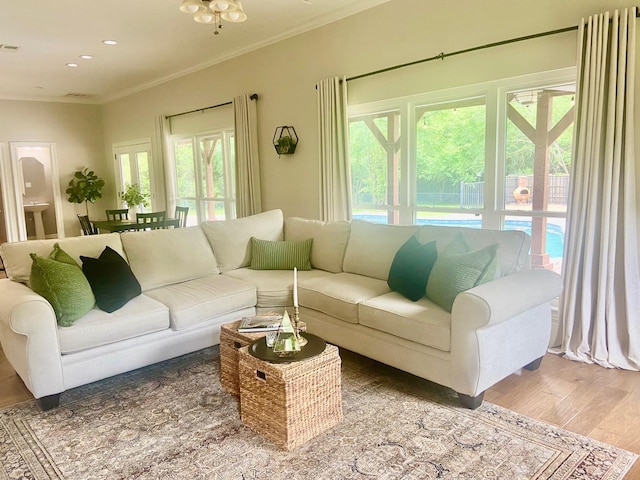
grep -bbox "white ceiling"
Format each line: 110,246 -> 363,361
0,0 -> 387,104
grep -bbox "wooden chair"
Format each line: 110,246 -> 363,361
77,215 -> 97,235
105,209 -> 129,221
136,211 -> 166,230
174,206 -> 189,228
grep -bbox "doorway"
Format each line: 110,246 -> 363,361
2,142 -> 65,242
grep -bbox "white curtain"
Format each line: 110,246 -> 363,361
233,94 -> 262,218
557,7 -> 640,370
154,114 -> 175,216
317,76 -> 352,222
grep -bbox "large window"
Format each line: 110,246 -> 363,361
172,129 -> 235,224
113,140 -> 153,212
348,71 -> 575,272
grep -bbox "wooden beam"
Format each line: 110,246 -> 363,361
548,105 -> 575,144
507,104 -> 536,143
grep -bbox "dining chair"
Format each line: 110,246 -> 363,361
136,211 -> 166,230
174,206 -> 189,228
105,209 -> 129,221
77,215 -> 97,235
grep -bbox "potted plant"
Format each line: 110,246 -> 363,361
119,183 -> 150,215
272,126 -> 298,156
65,168 -> 106,217
275,135 -> 296,155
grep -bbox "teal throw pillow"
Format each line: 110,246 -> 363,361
426,243 -> 498,312
30,246 -> 95,327
250,237 -> 313,270
387,236 -> 437,301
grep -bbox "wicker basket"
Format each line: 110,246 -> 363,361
220,320 -> 270,396
238,343 -> 342,450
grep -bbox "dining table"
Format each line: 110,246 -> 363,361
93,217 -> 180,233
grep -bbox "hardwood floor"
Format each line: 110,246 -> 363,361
0,343 -> 638,477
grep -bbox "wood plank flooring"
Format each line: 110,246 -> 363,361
0,342 -> 638,477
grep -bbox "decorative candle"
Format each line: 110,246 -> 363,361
293,267 -> 298,307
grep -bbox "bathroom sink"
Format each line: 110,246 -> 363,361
24,203 -> 49,213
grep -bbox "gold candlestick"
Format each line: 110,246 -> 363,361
293,305 -> 307,347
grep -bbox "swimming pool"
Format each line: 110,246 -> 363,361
353,215 -> 565,259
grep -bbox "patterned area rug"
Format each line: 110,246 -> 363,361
0,347 -> 635,480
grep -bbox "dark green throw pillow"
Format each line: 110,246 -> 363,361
250,237 -> 313,270
30,246 -> 95,327
80,246 -> 142,313
387,236 -> 437,301
426,242 -> 498,312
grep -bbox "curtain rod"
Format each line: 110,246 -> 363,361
347,9 -> 640,83
166,93 -> 258,119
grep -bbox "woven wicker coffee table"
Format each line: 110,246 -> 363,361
220,318 -> 306,396
238,342 -> 343,450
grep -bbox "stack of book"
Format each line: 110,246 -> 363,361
237,313 -> 283,333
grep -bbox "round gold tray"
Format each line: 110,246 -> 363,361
248,332 -> 326,363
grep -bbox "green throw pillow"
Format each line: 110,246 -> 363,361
250,237 -> 313,270
387,236 -> 437,301
30,246 -> 95,327
426,243 -> 498,312
50,242 -> 80,266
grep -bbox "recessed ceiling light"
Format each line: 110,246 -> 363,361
66,63 -> 79,68
79,55 -> 92,60
102,40 -> 118,45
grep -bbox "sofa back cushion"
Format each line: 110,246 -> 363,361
201,209 -> 284,272
343,220 -> 419,280
417,225 -> 530,276
284,217 -> 351,273
0,233 -> 124,285
121,226 -> 218,291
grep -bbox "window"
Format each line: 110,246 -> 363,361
172,129 -> 235,224
348,70 -> 575,272
113,140 -> 153,212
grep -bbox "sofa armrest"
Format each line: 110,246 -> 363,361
451,268 -> 562,329
449,269 -> 562,397
0,279 -> 64,399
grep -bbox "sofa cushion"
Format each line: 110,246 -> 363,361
29,248 -> 95,327
250,237 -> 312,270
359,292 -> 451,352
0,233 -> 124,285
224,268 -> 334,308
80,246 -> 142,313
201,209 -> 284,272
417,225 -> 530,276
57,294 -> 170,354
284,217 -> 351,273
387,236 -> 437,301
298,272 -> 390,324
343,220 -> 419,281
426,243 -> 498,312
121,226 -> 218,291
144,275 -> 256,331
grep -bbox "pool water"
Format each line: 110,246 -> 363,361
353,215 -> 565,259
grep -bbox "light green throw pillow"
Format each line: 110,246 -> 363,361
426,241 -> 498,312
250,237 -> 313,270
30,245 -> 95,327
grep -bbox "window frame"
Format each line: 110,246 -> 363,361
348,67 -> 576,230
170,128 -> 236,223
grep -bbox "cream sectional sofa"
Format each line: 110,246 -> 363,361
0,209 -> 562,410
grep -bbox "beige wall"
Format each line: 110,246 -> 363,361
0,100 -> 104,237
101,0 -> 636,220
1,0 -> 637,234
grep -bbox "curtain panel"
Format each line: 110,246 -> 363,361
557,7 -> 640,370
154,115 -> 174,216
233,94 -> 262,218
317,77 -> 352,222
